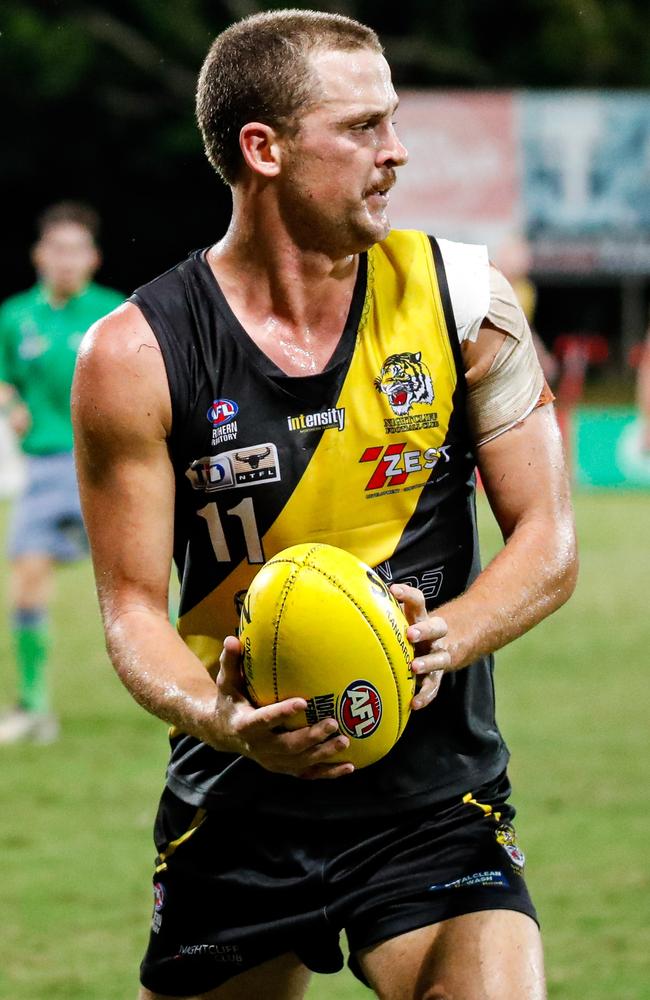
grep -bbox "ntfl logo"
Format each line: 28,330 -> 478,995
207,399 -> 238,426
339,680 -> 382,739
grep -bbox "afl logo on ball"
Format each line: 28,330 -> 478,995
339,680 -> 382,739
207,399 -> 238,426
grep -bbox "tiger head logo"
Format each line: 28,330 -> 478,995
374,351 -> 435,416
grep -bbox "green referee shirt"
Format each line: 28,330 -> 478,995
0,281 -> 123,455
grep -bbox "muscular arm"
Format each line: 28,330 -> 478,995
397,403 -> 577,705
397,281 -> 577,706
439,403 -> 575,666
72,303 -> 352,776
72,303 -> 223,739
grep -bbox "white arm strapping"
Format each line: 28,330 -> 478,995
468,266 -> 545,447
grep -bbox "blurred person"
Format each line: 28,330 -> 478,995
0,403 -> 24,498
73,11 -> 577,1000
0,202 -> 122,744
495,232 -> 558,385
637,327 -> 650,452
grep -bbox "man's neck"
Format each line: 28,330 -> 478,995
42,283 -> 86,309
206,221 -> 361,376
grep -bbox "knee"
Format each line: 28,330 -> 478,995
10,557 -> 53,608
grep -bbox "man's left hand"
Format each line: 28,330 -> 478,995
390,583 -> 450,710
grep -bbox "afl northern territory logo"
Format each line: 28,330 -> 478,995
207,399 -> 238,426
339,680 -> 382,739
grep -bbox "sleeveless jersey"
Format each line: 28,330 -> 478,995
131,229 -> 509,820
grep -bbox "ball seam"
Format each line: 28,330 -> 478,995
301,561 -> 407,742
272,569 -> 298,702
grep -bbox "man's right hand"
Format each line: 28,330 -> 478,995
213,635 -> 355,780
9,401 -> 31,437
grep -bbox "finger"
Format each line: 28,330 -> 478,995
255,730 -> 353,777
247,697 -> 310,732
406,614 -> 448,647
390,583 -> 427,624
411,669 -> 444,710
218,635 -> 243,682
245,724 -> 351,777
299,761 -> 355,780
269,716 -> 343,753
411,646 -> 452,674
216,637 -> 251,706
302,729 -> 350,760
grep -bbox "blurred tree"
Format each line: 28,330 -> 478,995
1,1 -> 222,294
1,0 -> 649,295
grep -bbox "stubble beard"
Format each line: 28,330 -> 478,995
278,173 -> 390,259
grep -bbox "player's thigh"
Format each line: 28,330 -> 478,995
138,950 -> 311,1000
357,909 -> 545,1000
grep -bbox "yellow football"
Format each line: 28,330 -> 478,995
239,543 -> 415,769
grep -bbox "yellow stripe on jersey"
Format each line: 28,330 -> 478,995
262,230 -> 457,551
178,230 -> 458,663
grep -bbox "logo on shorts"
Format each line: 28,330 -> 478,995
339,681 -> 382,739
151,881 -> 165,934
153,882 -> 165,911
176,943 -> 243,964
496,823 -> 526,871
428,870 -> 510,892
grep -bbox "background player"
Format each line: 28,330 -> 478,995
637,324 -> 650,452
0,202 -> 122,743
72,11 -> 577,999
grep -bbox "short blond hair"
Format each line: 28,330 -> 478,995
196,9 -> 382,185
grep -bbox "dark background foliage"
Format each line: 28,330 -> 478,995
2,0 -> 649,299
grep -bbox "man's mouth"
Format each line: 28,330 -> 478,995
365,187 -> 391,210
365,175 -> 396,202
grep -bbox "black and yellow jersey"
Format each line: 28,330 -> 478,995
131,229 -> 508,819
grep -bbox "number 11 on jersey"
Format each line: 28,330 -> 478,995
197,497 -> 265,564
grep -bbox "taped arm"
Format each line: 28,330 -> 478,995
463,265 -> 552,446
431,404 -> 577,670
402,259 -> 576,678
446,268 -> 575,666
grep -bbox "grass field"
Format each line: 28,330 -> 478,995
1,492 -> 649,1000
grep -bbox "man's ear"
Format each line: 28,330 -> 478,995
239,122 -> 282,178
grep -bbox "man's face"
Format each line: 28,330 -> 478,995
32,222 -> 100,300
277,47 -> 408,257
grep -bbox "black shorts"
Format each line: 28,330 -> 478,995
140,771 -> 537,996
